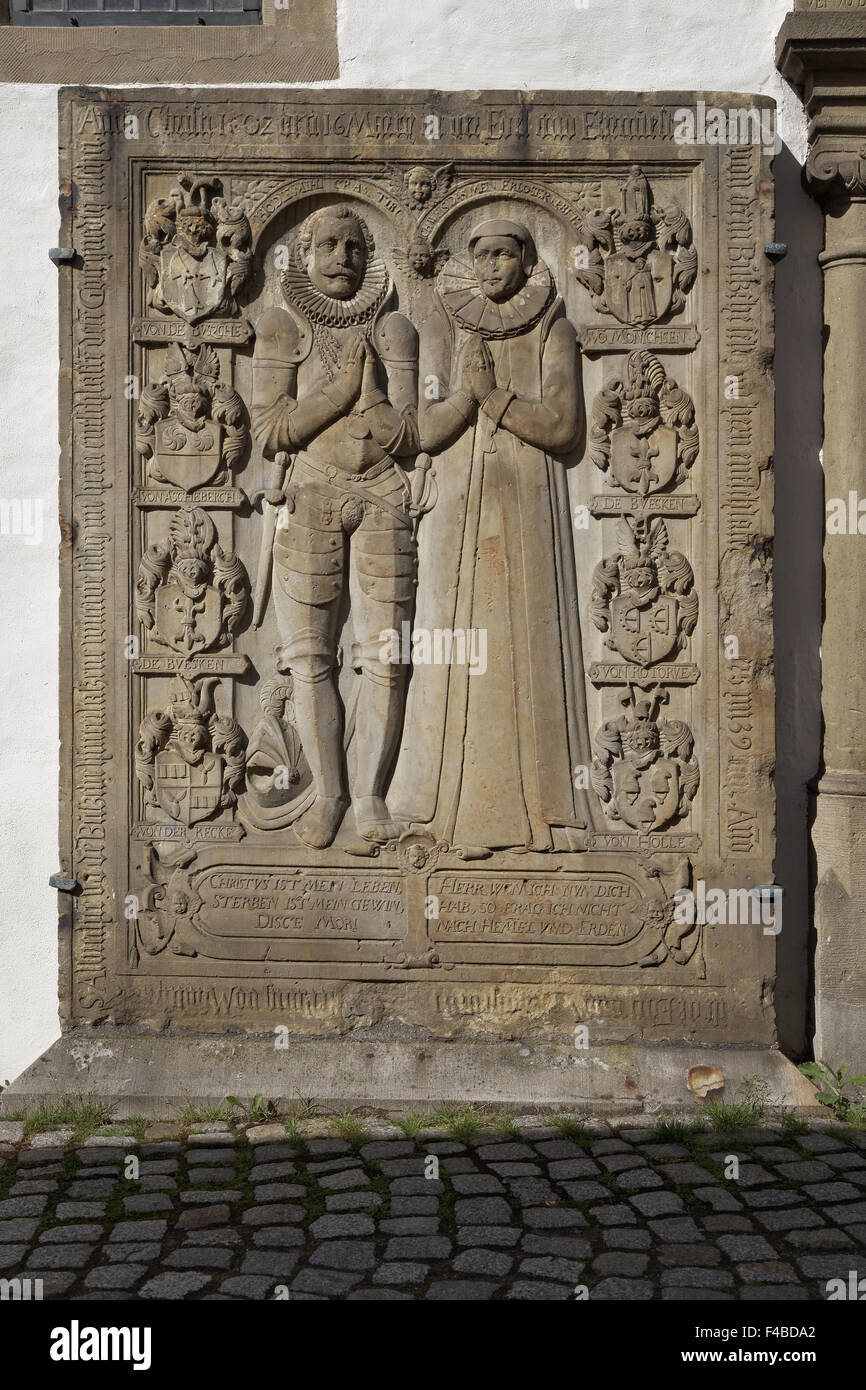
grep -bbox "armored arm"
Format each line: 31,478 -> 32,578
363,311 -> 420,458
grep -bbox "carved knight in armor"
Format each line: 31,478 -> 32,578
251,204 -> 420,848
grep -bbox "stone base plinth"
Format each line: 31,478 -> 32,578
813,776 -> 866,1072
2,1034 -> 818,1118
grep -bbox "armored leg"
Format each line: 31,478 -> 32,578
349,480 -> 416,842
273,481 -> 347,847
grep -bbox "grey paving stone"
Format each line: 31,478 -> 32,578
739,1188 -> 801,1209
39,1224 -> 103,1243
823,1151 -> 866,1170
184,1230 -> 243,1247
251,1227 -> 304,1248
15,1272 -> 76,1296
630,1191 -> 684,1216
389,1178 -> 444,1195
0,1196 -> 48,1218
310,1240 -> 376,1272
9,1180 -> 59,1197
716,1234 -> 777,1260
124,1194 -> 173,1214
384,1236 -> 452,1260
658,1243 -> 722,1267
25,1243 -> 94,1269
179,1190 -> 242,1206
560,1182 -> 609,1202
249,1162 -> 297,1182
139,1272 -> 213,1299
803,1181 -> 861,1203
0,1218 -> 39,1241
449,1174 -> 505,1194
378,1159 -> 426,1177
798,1134 -> 846,1153
324,1191 -> 384,1213
253,1183 -> 306,1202
662,1288 -> 733,1301
188,1166 -> 235,1184
164,1247 -> 233,1270
588,1204 -> 637,1226
249,1144 -> 298,1163
291,1267 -> 362,1296
346,1289 -> 413,1301
453,1247 -> 514,1277
738,1284 -> 810,1300
390,1196 -> 439,1216
749,1145 -> 801,1163
306,1156 -> 364,1175
139,1176 -> 177,1193
476,1143 -> 535,1161
488,1162 -> 540,1178
547,1159 -> 599,1180
359,1141 -> 414,1160
379,1217 -> 439,1235
602,1228 -> 652,1250
706,1212 -> 756,1234
317,1169 -> 369,1192
590,1277 -> 653,1300
775,1160 -> 834,1183
177,1204 -> 231,1229
425,1280 -> 498,1300
639,1143 -> 690,1160
525,1206 -> 591,1228
600,1153 -> 645,1173
736,1261 -> 798,1283
454,1196 -> 512,1225
455,1226 -> 522,1248
825,1201 -> 866,1224
109,1219 -> 167,1242
754,1208 -> 825,1233
521,1233 -> 592,1258
519,1254 -> 586,1282
660,1267 -> 734,1287
506,1180 -> 558,1207
220,1275 -> 280,1298
615,1169 -> 664,1192
372,1262 -> 429,1285
592,1251 -> 649,1276
241,1204 -> 305,1226
663,1163 -> 718,1186
138,1159 -> 179,1175
310,1213 -> 374,1240
441,1158 -> 479,1175
506,1279 -> 574,1300
304,1140 -> 352,1156
18,1148 -> 65,1165
78,1147 -> 129,1164
796,1253 -> 866,1279
534,1141 -> 585,1160
0,1245 -> 27,1270
693,1186 -> 743,1211
589,1140 -> 631,1155
784,1228 -> 854,1250
648,1217 -> 702,1242
140,1143 -> 183,1157
422,1141 -> 467,1155
83,1264 -> 147,1290
103,1243 -> 162,1263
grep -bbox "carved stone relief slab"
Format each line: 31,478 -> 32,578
59,89 -> 775,1046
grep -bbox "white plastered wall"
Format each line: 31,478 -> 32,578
0,0 -> 819,1079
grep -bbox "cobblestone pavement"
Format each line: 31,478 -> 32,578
2,1121 -> 865,1301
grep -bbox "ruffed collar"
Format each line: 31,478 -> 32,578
438,257 -> 555,339
280,243 -> 391,328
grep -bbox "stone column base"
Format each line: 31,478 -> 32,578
813,774 -> 866,1071
1,1033 -> 818,1118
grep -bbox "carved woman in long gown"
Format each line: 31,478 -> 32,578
388,218 -> 597,852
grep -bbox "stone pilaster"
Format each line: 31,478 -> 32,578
778,8 -> 866,1069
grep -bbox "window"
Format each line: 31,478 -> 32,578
10,0 -> 260,24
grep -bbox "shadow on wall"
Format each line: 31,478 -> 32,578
771,140 -> 823,1058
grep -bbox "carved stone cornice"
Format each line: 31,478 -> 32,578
777,9 -> 866,201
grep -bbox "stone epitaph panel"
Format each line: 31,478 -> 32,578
58,88 -> 775,1048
